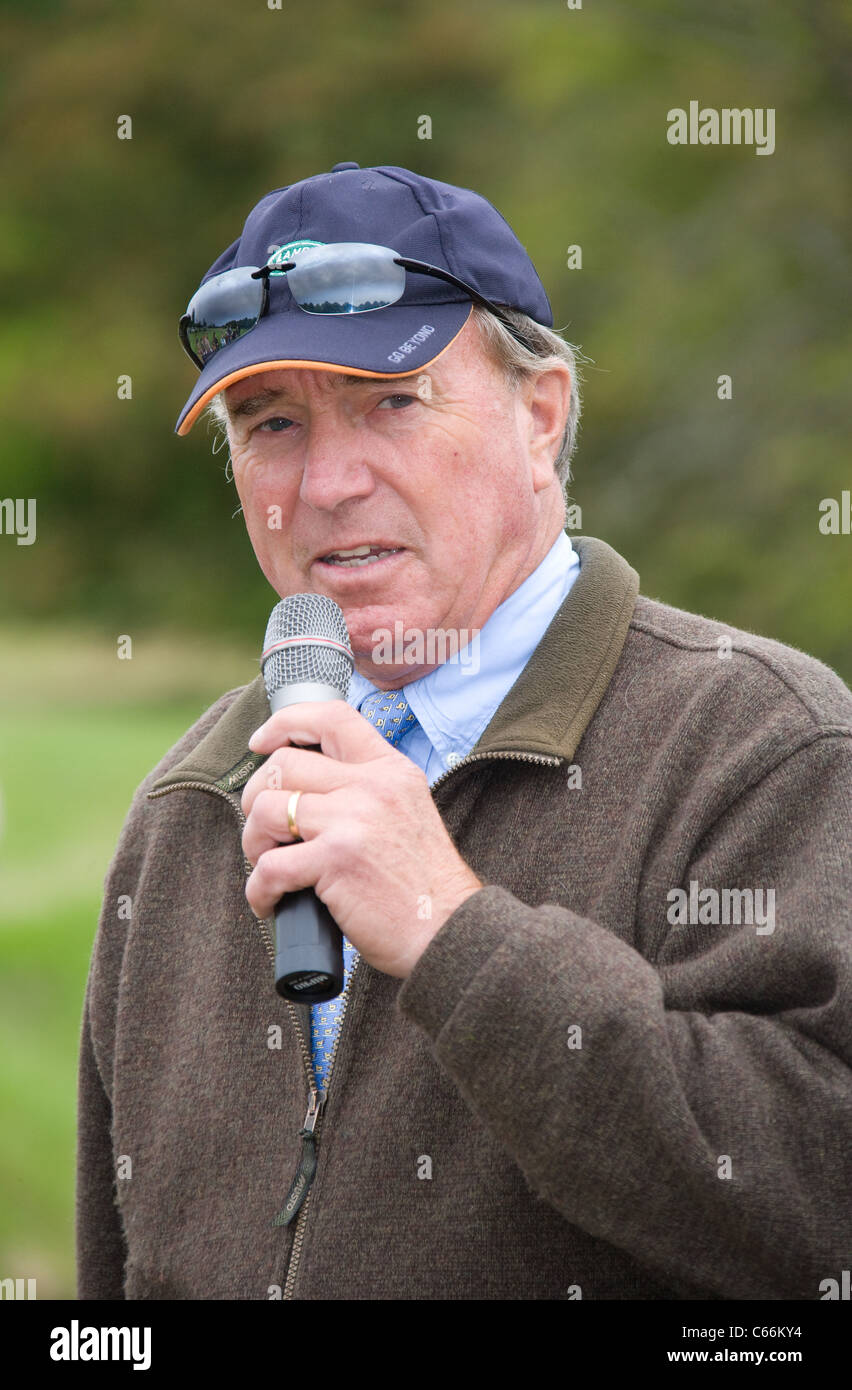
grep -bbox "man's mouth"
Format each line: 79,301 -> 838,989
315,544 -> 404,569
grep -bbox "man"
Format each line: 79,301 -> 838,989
77,162 -> 852,1301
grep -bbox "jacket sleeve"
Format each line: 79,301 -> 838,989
397,731 -> 852,1300
75,969 -> 127,1299
75,785 -> 148,1300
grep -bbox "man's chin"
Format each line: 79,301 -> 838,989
352,655 -> 441,689
346,610 -> 443,688
279,575 -> 451,683
333,604 -> 430,653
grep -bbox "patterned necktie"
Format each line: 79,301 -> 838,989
357,689 -> 419,747
310,935 -> 359,1094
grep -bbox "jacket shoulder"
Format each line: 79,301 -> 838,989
628,593 -> 852,734
138,683 -> 253,797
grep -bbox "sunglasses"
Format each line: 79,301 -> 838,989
179,241 -> 535,369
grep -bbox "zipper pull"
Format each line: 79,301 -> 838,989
272,1090 -> 325,1227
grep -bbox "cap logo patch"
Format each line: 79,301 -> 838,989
267,238 -> 324,269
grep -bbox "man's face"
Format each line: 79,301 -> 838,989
224,318 -> 567,685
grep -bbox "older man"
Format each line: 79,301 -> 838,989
76,163 -> 852,1302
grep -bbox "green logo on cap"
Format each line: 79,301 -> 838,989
268,238 -> 324,269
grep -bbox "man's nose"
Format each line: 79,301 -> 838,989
297,416 -> 376,511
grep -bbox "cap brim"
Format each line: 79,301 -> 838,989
175,301 -> 473,435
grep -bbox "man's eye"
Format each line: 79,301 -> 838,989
257,416 -> 294,432
376,394 -> 416,410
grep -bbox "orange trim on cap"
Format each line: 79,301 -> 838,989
176,308 -> 473,436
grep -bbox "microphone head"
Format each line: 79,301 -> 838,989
261,593 -> 354,701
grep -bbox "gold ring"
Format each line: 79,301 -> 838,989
287,790 -> 303,840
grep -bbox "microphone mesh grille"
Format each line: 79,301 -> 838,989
261,593 -> 353,699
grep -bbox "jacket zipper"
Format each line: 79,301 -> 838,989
280,954 -> 361,1300
430,747 -> 561,793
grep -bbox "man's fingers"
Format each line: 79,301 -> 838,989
242,787 -> 322,863
241,744 -> 349,816
245,840 -> 324,921
248,699 -> 396,765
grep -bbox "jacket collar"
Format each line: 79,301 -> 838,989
150,535 -> 639,795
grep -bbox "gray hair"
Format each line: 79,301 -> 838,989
202,303 -> 583,487
467,304 -> 583,486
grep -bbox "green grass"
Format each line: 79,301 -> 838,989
0,626 -> 255,1298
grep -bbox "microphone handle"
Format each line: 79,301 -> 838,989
266,709 -> 345,1004
274,889 -> 344,1004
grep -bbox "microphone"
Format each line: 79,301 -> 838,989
260,593 -> 354,1004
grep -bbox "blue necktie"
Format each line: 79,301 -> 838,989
357,688 -> 418,748
308,689 -> 420,1090
310,936 -> 359,1094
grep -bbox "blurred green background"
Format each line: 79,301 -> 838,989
1,0 -> 849,1298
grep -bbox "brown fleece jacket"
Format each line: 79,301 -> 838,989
76,535 -> 852,1300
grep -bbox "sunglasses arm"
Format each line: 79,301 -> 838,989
393,258 -> 535,354
178,315 -> 205,370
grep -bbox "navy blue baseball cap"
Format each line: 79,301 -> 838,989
175,162 -> 553,435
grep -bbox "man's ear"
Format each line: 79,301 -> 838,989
522,364 -> 572,490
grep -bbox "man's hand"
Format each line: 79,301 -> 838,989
240,702 -> 483,978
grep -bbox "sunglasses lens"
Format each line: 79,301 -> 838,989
183,267 -> 265,365
284,243 -> 405,315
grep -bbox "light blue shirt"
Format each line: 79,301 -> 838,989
346,530 -> 580,784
